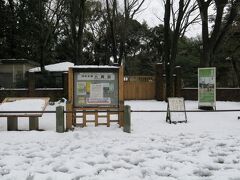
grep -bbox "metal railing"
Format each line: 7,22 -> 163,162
1,109 -> 240,114
1,107 -> 239,133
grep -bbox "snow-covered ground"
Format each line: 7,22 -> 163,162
0,100 -> 240,180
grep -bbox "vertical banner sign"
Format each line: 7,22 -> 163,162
198,67 -> 216,109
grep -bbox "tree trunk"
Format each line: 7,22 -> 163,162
40,44 -> 45,72
106,0 -> 118,64
164,0 -> 172,99
118,0 -> 129,66
231,57 -> 240,87
70,0 -> 86,65
78,0 -> 86,65
7,0 -> 16,58
198,1 -> 211,67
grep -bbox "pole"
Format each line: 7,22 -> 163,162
123,105 -> 131,133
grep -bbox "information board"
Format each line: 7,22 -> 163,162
198,67 -> 216,109
166,97 -> 187,123
74,72 -> 118,107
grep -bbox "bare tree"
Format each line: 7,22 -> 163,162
38,0 -> 65,71
120,0 -> 146,64
197,0 -> 240,67
163,0 -> 199,97
106,0 -> 118,64
69,0 -> 87,65
105,0 -> 146,65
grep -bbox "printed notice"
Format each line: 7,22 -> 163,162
90,84 -> 103,98
86,81 -> 91,93
86,97 -> 111,104
78,97 -> 85,105
77,82 -> 86,95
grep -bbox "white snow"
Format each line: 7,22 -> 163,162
29,62 -> 74,72
0,99 -> 47,116
0,100 -> 240,180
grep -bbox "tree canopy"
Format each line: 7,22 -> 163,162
0,0 -> 239,87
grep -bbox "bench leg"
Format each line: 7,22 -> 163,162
7,117 -> 18,131
29,117 -> 39,130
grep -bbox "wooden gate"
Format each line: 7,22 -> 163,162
124,76 -> 155,100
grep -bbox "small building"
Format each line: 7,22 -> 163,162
0,59 -> 39,88
28,62 -> 74,88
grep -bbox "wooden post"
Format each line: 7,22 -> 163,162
29,117 -> 39,130
56,106 -> 65,133
63,72 -> 68,99
107,111 -> 110,127
175,66 -> 182,97
119,66 -> 124,127
95,110 -> 98,126
28,72 -> 35,96
123,105 -> 131,133
66,68 -> 74,130
155,63 -> 164,101
66,102 -> 73,130
83,111 -> 87,127
7,117 -> 18,131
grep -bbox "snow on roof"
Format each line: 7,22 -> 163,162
72,65 -> 119,69
28,63 -> 119,72
29,62 -> 74,72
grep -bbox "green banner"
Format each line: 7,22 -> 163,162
198,68 -> 216,109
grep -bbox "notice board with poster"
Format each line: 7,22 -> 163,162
73,70 -> 119,107
67,66 -> 124,129
198,67 -> 216,110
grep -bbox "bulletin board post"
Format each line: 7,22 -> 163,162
66,66 -> 124,130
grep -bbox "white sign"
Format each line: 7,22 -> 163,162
167,97 -> 187,123
86,97 -> 111,104
77,73 -> 115,81
90,84 -> 103,98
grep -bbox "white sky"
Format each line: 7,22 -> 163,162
134,0 -> 202,38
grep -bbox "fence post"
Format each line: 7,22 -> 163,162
123,105 -> 131,133
56,106 -> 65,133
155,63 -> 164,101
175,66 -> 182,97
7,117 -> 18,131
29,117 -> 39,130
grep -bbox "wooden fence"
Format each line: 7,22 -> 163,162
124,76 -> 156,100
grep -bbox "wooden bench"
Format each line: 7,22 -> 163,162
0,97 -> 49,131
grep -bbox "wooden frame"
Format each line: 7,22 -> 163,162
66,66 -> 124,130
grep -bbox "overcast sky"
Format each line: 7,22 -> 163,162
134,0 -> 201,38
